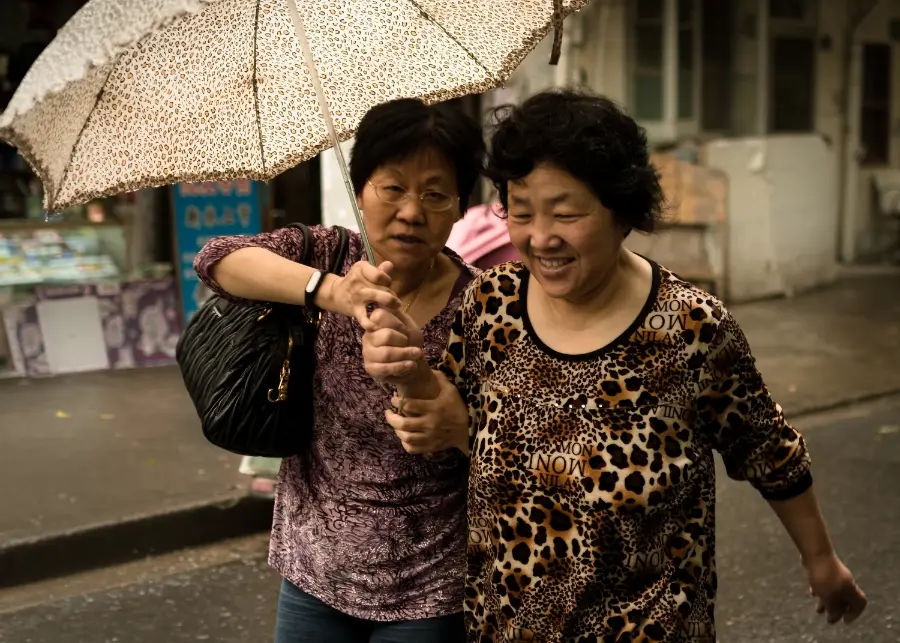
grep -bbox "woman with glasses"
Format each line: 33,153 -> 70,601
193,98 -> 484,643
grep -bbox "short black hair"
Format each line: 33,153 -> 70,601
350,98 -> 485,213
485,88 -> 663,233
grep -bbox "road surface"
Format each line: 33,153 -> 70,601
1,395 -> 897,642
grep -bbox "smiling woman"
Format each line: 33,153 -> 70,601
361,89 -> 866,642
486,90 -> 664,355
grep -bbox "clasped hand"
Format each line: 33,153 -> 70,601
360,303 -> 468,456
327,260 -> 402,330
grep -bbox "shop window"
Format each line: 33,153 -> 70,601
860,43 -> 892,166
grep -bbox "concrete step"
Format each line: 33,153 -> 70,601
0,493 -> 273,589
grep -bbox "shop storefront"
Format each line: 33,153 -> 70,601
0,184 -> 260,378
0,0 -> 325,380
0,167 -> 315,381
0,160 -> 185,377
0,4 -> 171,377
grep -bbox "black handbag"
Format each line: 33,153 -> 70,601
176,223 -> 350,457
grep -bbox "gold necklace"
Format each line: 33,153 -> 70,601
401,259 -> 436,313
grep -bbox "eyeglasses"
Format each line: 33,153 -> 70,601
367,180 -> 458,213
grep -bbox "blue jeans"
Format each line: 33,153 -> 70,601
274,579 -> 466,643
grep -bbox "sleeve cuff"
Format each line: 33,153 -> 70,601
758,470 -> 813,501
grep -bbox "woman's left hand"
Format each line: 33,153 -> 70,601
806,553 -> 867,624
385,370 -> 470,455
361,306 -> 424,387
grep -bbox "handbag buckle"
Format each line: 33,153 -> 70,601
267,333 -> 294,403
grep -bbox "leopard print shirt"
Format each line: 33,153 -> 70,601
439,262 -> 812,643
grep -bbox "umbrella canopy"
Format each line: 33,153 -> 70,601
0,0 -> 591,215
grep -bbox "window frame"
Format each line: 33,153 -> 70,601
628,0 -> 703,142
859,42 -> 893,167
630,0 -> 666,122
766,0 -> 818,134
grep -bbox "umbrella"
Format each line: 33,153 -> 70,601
0,0 -> 591,260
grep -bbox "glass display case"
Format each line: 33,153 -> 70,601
0,218 -> 130,377
0,221 -> 125,288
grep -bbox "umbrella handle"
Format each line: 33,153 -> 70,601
286,0 -> 378,266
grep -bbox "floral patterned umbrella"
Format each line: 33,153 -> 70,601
0,0 -> 591,257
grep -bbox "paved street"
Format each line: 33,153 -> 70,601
1,394 -> 897,643
0,535 -> 279,643
734,270 -> 900,416
715,393 -> 899,642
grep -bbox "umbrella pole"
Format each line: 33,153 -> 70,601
287,0 -> 394,400
286,0 -> 377,266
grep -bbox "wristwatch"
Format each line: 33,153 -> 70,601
305,270 -> 325,308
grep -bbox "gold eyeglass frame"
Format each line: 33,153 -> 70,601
367,180 -> 459,213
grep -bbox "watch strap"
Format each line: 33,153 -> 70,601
305,270 -> 325,310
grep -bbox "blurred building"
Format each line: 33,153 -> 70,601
3,0 -> 899,377
487,0 -> 900,302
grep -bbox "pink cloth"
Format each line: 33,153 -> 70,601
446,203 -> 519,268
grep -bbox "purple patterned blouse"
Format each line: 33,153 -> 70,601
194,225 -> 477,621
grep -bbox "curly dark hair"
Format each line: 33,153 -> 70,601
350,98 -> 485,213
485,88 -> 663,233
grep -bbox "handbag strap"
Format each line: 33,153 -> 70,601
328,226 -> 350,276
284,222 -> 349,277
285,222 -> 315,266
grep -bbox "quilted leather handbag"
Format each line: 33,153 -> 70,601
176,223 -> 349,457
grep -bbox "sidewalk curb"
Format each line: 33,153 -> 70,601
0,493 -> 273,589
787,387 -> 900,419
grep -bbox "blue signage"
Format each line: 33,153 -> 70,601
172,180 -> 262,322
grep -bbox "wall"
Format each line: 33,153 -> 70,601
815,0 -> 849,157
486,30 -> 560,107
492,0 -> 629,107
706,135 -> 839,302
576,0 -> 628,105
320,140 -> 358,231
845,0 -> 900,261
624,153 -> 729,295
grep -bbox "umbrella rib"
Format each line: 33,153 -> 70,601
404,0 -> 496,83
252,0 -> 266,174
53,65 -> 116,210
